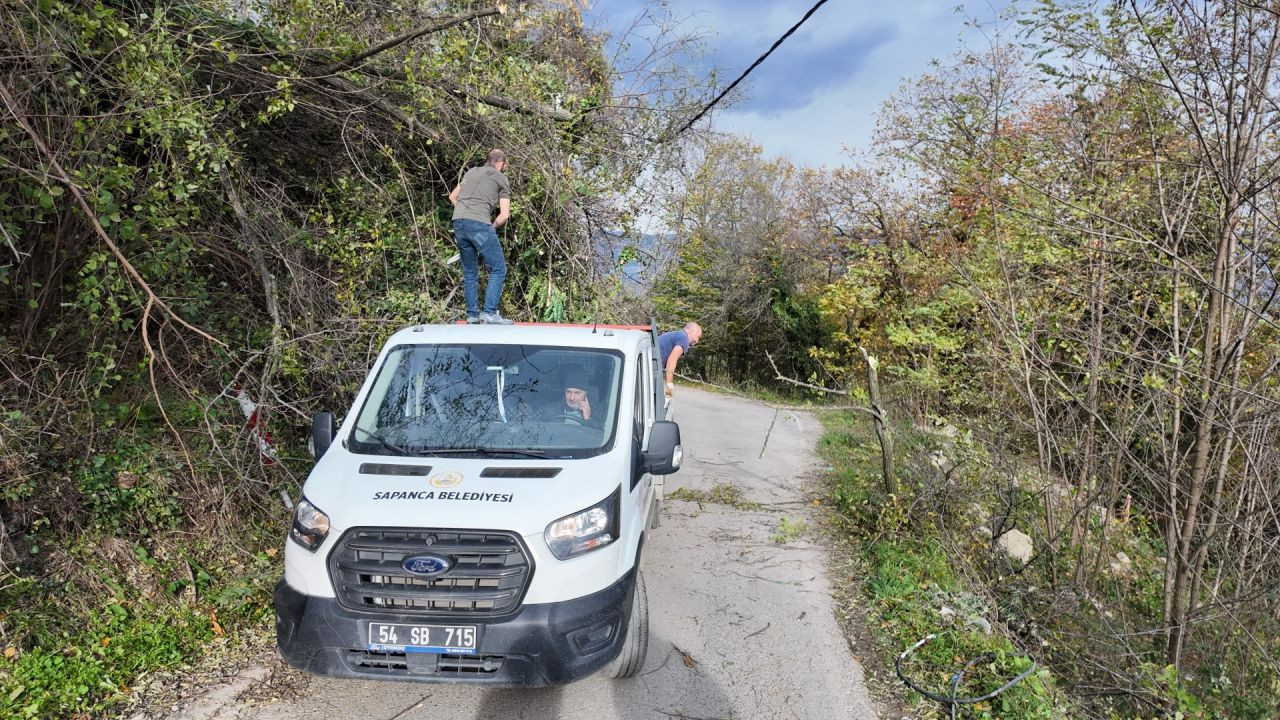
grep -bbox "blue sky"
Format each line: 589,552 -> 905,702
588,0 -> 1011,167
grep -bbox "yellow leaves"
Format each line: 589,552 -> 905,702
265,547 -> 278,557
3,646 -> 16,660
211,611 -> 225,636
101,636 -> 111,647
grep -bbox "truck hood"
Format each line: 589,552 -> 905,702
300,448 -> 625,538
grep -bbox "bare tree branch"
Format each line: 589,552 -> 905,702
432,77 -> 572,121
326,6 -> 506,73
0,78 -> 228,350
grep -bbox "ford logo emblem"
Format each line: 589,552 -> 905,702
402,554 -> 451,576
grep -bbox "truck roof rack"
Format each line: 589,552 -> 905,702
450,321 -> 651,330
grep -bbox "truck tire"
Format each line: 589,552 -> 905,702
604,569 -> 648,679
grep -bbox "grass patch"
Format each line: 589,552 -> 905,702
0,502 -> 285,718
668,482 -> 761,510
817,410 -> 1066,719
0,594 -> 212,718
0,531 -> 283,718
771,515 -> 809,543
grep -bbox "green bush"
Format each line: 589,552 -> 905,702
0,601 -> 211,718
818,409 -> 1067,719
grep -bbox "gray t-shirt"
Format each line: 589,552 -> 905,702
451,165 -> 511,223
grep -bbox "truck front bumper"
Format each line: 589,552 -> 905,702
274,568 -> 635,687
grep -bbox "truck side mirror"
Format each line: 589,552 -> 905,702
310,412 -> 338,460
644,421 -> 682,475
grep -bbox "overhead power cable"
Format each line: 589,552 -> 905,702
669,0 -> 833,138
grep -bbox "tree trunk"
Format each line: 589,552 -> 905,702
1166,206 -> 1236,667
860,347 -> 894,497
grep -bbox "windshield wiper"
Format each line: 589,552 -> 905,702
350,426 -> 422,456
416,447 -> 548,458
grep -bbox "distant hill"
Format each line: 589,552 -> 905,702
594,230 -> 676,292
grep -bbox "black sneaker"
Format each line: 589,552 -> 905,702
479,312 -> 513,325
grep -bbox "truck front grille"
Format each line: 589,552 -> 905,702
344,649 -> 505,675
329,528 -> 533,615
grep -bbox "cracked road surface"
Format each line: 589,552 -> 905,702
146,386 -> 879,720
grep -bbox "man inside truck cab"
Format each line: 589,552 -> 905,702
543,374 -> 601,428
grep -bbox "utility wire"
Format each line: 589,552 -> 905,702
669,0 -> 833,138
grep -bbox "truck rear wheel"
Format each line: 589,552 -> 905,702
604,569 -> 648,679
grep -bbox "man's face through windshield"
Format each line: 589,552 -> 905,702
564,387 -> 587,409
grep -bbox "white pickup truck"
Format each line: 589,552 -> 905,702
274,321 -> 681,686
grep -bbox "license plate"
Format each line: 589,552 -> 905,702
367,623 -> 479,654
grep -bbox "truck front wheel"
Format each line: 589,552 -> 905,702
604,569 -> 648,679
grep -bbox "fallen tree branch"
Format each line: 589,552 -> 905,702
0,79 -> 228,350
315,74 -> 444,142
327,5 -> 506,73
763,350 -> 893,494
316,4 -> 572,125
769,372 -> 851,396
764,351 -> 850,396
432,77 -> 572,121
676,368 -> 876,415
770,404 -> 875,413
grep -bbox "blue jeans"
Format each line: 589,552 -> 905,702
452,219 -> 507,316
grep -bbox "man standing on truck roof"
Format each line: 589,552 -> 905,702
658,322 -> 702,397
449,149 -> 513,325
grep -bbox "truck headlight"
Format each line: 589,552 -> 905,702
290,497 -> 331,552
544,487 -> 620,560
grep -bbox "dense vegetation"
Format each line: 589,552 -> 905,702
3,0 -> 1279,717
0,0 -> 705,715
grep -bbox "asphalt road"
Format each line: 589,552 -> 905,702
138,386 -> 880,720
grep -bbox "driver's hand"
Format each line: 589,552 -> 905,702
579,396 -> 590,420
664,381 -> 674,397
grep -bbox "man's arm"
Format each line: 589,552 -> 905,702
493,197 -> 510,228
664,346 -> 684,384
448,184 -> 460,206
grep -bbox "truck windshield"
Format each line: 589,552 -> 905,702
348,344 -> 625,458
